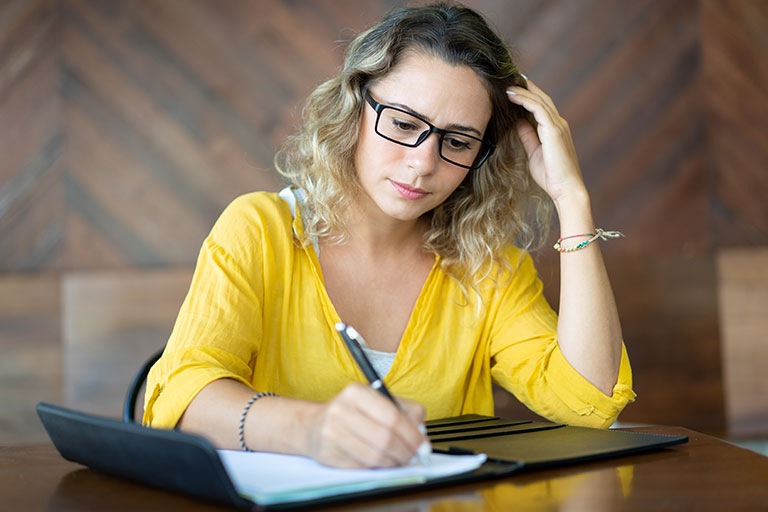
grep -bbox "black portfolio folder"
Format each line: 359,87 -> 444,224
37,402 -> 687,509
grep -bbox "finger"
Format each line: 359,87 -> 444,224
320,428 -> 390,468
398,398 -> 431,463
521,78 -> 558,113
506,87 -> 560,130
515,119 -> 541,158
356,387 -> 425,459
335,423 -> 405,468
347,384 -> 422,435
397,396 -> 426,427
338,385 -> 423,466
507,88 -> 573,151
337,386 -> 412,465
315,393 -> 404,468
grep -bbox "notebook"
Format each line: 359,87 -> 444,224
36,403 -> 515,509
36,402 -> 687,509
426,414 -> 688,467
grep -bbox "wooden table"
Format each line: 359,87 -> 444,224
2,426 -> 766,511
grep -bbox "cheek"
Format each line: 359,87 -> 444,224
354,125 -> 375,176
444,169 -> 471,193
355,125 -> 401,172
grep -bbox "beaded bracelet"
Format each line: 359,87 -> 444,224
238,391 -> 278,451
553,228 -> 624,253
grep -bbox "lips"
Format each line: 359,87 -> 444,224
389,180 -> 429,200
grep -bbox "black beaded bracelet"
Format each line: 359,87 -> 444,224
238,392 -> 277,451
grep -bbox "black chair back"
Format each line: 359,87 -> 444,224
123,349 -> 164,423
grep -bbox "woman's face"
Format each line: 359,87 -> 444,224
354,51 -> 492,224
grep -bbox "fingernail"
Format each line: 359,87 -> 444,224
418,424 -> 427,435
506,90 -> 516,96
521,72 -> 529,80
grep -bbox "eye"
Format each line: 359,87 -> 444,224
443,136 -> 473,152
391,118 -> 418,132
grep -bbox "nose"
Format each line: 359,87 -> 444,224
405,132 -> 440,176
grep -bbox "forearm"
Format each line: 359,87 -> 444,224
554,190 -> 622,396
176,378 -> 428,468
177,378 -> 319,454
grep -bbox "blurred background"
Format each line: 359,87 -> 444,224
1,0 -> 766,449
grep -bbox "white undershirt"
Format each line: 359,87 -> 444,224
361,346 -> 397,378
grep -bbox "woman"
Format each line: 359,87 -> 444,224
144,3 -> 635,468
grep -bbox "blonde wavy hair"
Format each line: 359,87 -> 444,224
275,3 -> 552,295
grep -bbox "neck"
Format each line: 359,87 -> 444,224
325,200 -> 432,260
353,213 -> 430,257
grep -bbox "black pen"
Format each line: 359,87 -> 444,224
335,322 -> 431,465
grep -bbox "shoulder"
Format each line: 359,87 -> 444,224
477,245 -> 542,304
217,191 -> 291,224
489,245 -> 539,284
437,245 -> 541,309
209,191 -> 294,253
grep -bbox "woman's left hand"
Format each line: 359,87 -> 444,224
506,79 -> 587,205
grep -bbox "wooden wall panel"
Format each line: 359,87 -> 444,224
2,0 -> 767,439
61,268 -> 192,417
717,249 -> 768,437
703,0 -> 768,246
60,0 -> 278,268
606,255 -> 724,431
0,274 -> 61,445
0,0 -> 64,270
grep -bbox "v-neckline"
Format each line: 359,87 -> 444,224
283,187 -> 439,378
310,241 -> 439,352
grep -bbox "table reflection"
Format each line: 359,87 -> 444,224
341,464 -> 633,512
49,469 -> 230,511
50,463 -> 633,512
485,465 -> 631,512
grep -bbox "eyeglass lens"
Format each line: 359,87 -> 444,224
375,107 -> 486,168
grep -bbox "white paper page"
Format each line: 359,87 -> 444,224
218,450 -> 486,505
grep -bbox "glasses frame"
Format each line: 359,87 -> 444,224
363,90 -> 495,170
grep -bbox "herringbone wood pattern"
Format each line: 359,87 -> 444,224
2,0 -> 767,436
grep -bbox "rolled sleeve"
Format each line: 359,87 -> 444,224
543,341 -> 635,427
144,346 -> 254,428
489,250 -> 635,428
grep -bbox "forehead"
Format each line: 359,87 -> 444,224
370,52 -> 492,129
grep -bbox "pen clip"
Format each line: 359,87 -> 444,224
336,322 -> 393,397
345,325 -> 369,348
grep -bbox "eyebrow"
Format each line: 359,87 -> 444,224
389,101 -> 483,137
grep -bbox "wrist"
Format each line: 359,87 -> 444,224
554,189 -> 594,236
553,185 -> 589,212
251,396 -> 321,457
296,400 -> 325,457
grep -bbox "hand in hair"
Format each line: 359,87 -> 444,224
506,79 -> 587,207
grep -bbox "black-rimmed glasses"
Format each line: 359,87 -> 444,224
364,90 -> 494,170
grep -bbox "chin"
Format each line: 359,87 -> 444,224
378,200 -> 429,222
383,208 -> 423,222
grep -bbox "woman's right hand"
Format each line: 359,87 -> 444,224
303,382 -> 428,468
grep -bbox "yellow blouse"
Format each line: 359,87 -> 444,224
144,191 -> 635,428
